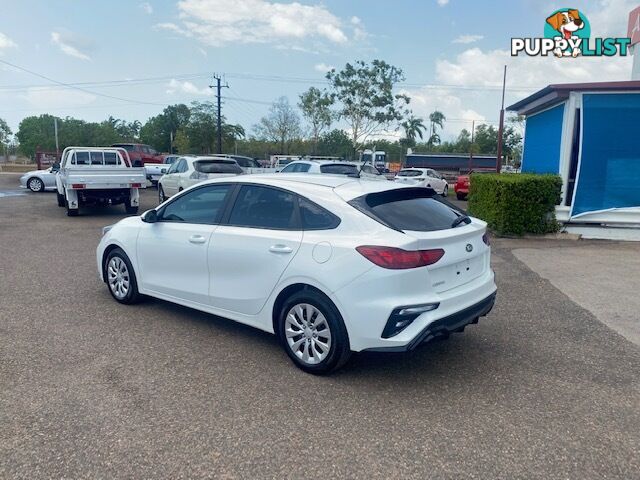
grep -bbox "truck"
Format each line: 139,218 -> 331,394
360,149 -> 388,172
111,143 -> 164,165
144,155 -> 180,186
55,147 -> 147,217
270,155 -> 302,172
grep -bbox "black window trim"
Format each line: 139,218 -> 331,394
156,183 -> 236,225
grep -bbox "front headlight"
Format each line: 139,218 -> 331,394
102,225 -> 114,236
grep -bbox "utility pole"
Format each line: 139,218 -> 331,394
496,65 -> 507,173
210,74 -> 229,154
54,117 -> 59,155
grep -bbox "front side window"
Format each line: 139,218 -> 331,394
160,184 -> 232,224
228,185 -> 298,230
280,163 -> 298,173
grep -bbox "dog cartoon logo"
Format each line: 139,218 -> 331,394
545,9 -> 590,57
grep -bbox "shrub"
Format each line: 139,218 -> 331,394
467,173 -> 562,236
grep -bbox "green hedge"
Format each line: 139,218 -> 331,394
467,173 -> 562,236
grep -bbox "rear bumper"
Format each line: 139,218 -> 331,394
363,292 -> 496,352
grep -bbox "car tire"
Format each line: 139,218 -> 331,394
56,192 -> 65,207
104,248 -> 141,305
456,193 -> 467,201
27,177 -> 44,192
158,185 -> 166,203
277,289 -> 351,375
65,200 -> 79,216
442,185 -> 448,197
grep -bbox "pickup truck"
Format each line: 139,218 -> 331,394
55,147 -> 147,217
144,155 -> 180,185
111,143 -> 164,165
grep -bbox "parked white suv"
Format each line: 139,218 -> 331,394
280,160 -> 386,181
97,174 -> 496,374
158,156 -> 243,202
395,168 -> 449,196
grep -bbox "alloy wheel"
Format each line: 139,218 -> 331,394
28,178 -> 43,192
107,256 -> 130,300
284,303 -> 332,365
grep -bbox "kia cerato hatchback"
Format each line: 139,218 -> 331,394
97,174 -> 496,374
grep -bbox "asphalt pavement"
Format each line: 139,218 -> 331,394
1,174 -> 639,479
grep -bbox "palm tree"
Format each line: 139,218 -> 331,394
401,116 -> 427,147
428,110 -> 446,148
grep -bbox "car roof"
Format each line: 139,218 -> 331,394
291,160 -> 355,166
185,156 -> 237,162
199,173 -> 409,201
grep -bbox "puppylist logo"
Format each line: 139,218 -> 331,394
512,8 -> 631,58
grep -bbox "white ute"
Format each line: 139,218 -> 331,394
55,146 -> 147,217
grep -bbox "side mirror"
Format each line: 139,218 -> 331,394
51,163 -> 60,172
141,209 -> 158,223
161,168 -> 167,174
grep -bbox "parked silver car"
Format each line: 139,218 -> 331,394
19,165 -> 59,192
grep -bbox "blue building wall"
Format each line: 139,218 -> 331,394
521,103 -> 565,174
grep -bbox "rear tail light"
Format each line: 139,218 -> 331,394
71,183 -> 85,189
482,232 -> 490,246
130,183 -> 142,188
356,246 -> 444,269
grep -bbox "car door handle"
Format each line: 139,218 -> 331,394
269,244 -> 293,254
189,235 -> 207,244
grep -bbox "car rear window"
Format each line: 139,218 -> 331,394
349,187 -> 463,232
195,160 -> 243,174
397,170 -> 422,177
113,144 -> 134,152
320,164 -> 358,175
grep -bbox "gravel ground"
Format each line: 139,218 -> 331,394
1,174 -> 639,479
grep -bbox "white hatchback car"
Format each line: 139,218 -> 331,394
395,168 -> 449,196
280,160 -> 386,181
97,175 -> 496,374
158,156 -> 243,202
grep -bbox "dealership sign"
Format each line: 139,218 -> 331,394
629,6 -> 640,47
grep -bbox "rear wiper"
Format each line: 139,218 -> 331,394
451,214 -> 471,228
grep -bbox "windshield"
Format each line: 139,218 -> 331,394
397,170 -> 423,177
320,164 -> 358,175
195,160 -> 243,174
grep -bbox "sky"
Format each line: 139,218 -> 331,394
0,0 -> 637,142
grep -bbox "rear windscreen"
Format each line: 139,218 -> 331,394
195,161 -> 243,174
350,187 -> 463,232
320,164 -> 358,175
397,170 -> 422,177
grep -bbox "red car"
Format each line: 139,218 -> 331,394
111,143 -> 164,166
454,174 -> 471,200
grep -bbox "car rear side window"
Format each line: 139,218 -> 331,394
228,185 -> 298,230
350,188 -> 462,232
160,184 -> 232,224
299,197 -> 340,230
320,164 -> 358,175
195,160 -> 243,174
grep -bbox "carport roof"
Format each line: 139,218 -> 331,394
507,80 -> 640,115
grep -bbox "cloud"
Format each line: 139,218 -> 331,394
453,34 -> 483,44
437,0 -> 449,5
23,88 -> 95,108
0,32 -> 17,51
161,0 -> 350,47
436,47 -> 632,91
154,22 -> 186,35
140,2 -> 153,14
351,16 -> 368,42
166,79 -> 212,96
314,62 -> 334,73
51,31 -> 92,61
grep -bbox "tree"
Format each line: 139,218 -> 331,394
140,104 -> 191,152
253,97 -> 302,154
298,87 -> 333,154
316,129 -> 353,159
326,59 -> 410,151
427,110 -> 446,147
401,115 -> 426,147
0,117 -> 12,146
